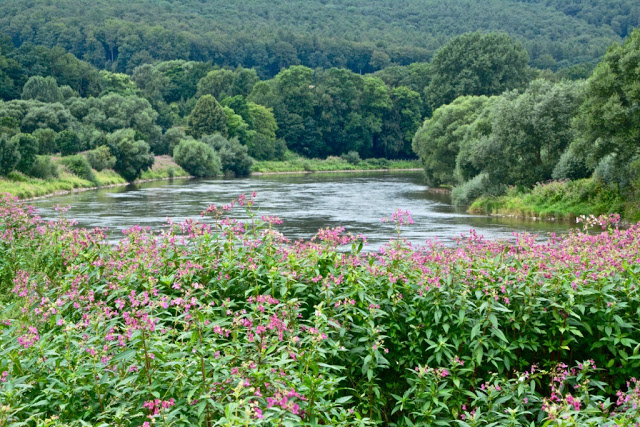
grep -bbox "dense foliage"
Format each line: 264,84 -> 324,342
413,28 -> 640,214
1,195 -> 640,425
0,0 -> 636,77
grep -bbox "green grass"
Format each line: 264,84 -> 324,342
139,155 -> 189,180
251,155 -> 421,173
0,171 -> 118,199
469,178 -> 640,221
0,155 -> 190,200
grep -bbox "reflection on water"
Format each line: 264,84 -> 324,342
31,171 -> 577,248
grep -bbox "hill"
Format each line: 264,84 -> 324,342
0,0 -> 637,76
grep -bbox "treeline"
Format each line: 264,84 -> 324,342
0,30 -> 430,183
0,0 -> 637,77
413,28 -> 640,208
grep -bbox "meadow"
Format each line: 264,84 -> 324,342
1,194 -> 639,426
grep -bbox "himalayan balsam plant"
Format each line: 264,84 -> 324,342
0,193 -> 639,426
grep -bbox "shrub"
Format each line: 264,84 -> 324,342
340,150 -> 362,165
85,145 -> 116,171
593,154 -> 618,187
59,154 -> 97,183
173,138 -> 221,177
202,134 -> 252,177
27,155 -> 59,179
452,172 -> 505,206
362,157 -> 390,169
552,149 -> 592,180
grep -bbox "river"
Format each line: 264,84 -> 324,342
30,171 -> 576,248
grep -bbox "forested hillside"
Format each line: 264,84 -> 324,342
0,0 -> 637,76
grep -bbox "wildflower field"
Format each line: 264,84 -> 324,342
1,193 -> 640,426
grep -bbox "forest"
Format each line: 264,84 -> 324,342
1,1 -> 640,426
0,0 -> 638,76
0,0 -> 638,216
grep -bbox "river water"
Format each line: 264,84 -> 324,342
30,171 -> 576,248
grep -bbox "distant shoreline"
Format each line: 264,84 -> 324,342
19,168 -> 424,201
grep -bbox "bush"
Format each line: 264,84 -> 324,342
85,145 -> 116,171
552,149 -> 592,180
340,150 -> 361,165
27,155 -> 59,179
452,172 -> 505,206
202,134 -> 253,177
593,154 -> 618,187
59,154 -> 97,183
361,157 -> 390,169
173,138 -> 221,177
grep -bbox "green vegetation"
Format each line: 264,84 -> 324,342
2,195 -> 640,425
173,139 -> 222,178
0,155 -> 188,199
1,0 -> 636,76
252,154 -> 421,173
414,28 -> 640,219
468,178 -> 637,221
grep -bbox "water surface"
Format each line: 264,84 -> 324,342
31,172 -> 576,248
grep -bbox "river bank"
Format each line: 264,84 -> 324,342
4,156 -> 424,201
467,178 -> 640,223
251,157 -> 421,173
1,156 -> 189,200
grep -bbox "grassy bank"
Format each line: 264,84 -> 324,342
251,155 -> 421,173
0,155 -> 188,200
469,178 -> 640,222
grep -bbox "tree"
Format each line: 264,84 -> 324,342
85,145 -> 116,171
246,102 -> 285,160
187,95 -> 228,139
231,66 -> 260,97
196,69 -> 235,100
0,35 -> 26,101
19,101 -> 77,133
481,79 -> 585,187
572,28 -> 640,169
248,103 -> 278,140
223,106 -> 254,146
107,128 -> 155,182
0,135 -> 20,175
79,94 -> 161,145
173,138 -> 221,177
22,71 -> 65,103
32,128 -> 57,154
13,133 -> 39,173
426,32 -> 531,111
158,127 -> 187,156
379,86 -> 423,158
55,130 -> 81,156
412,95 -> 495,186
202,134 -> 253,177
